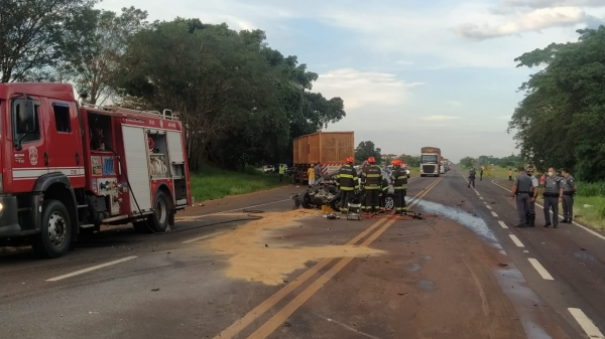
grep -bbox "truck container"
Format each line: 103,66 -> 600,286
420,146 -> 441,177
292,131 -> 354,183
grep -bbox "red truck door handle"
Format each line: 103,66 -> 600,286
44,152 -> 48,166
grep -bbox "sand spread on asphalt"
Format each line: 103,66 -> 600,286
204,209 -> 385,286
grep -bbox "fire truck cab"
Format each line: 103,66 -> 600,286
0,83 -> 192,258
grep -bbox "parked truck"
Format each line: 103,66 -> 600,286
292,131 -> 354,184
0,83 -> 192,258
420,147 -> 441,177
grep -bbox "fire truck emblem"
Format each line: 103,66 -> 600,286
28,146 -> 38,165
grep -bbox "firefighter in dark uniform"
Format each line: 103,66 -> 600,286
390,160 -> 408,214
336,157 -> 359,213
379,175 -> 390,212
361,156 -> 382,213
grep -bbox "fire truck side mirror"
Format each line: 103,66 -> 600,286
21,99 -> 37,133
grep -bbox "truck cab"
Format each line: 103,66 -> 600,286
0,83 -> 191,258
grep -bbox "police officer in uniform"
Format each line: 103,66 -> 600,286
361,157 -> 382,213
561,168 -> 576,223
511,166 -> 532,228
526,167 -> 539,227
336,157 -> 359,214
468,167 -> 476,188
541,167 -> 563,228
390,160 -> 408,214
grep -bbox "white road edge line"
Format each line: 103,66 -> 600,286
568,308 -> 605,339
491,179 -> 605,242
491,211 -> 498,217
182,230 -> 229,244
479,196 -> 484,200
528,258 -> 554,280
486,205 -> 492,210
46,256 -> 138,282
509,234 -> 525,248
498,221 -> 509,229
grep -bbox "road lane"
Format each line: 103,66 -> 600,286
458,167 -> 605,339
0,176 -> 439,339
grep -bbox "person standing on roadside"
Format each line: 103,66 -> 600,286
468,167 -> 476,188
508,169 -> 513,181
314,163 -> 322,182
511,166 -> 532,228
541,167 -> 563,228
307,164 -> 315,186
526,167 -> 539,227
278,164 -> 285,182
480,166 -> 484,181
561,168 -> 577,223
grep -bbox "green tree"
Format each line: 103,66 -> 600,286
355,141 -> 382,165
509,26 -> 605,180
114,18 -> 346,170
0,0 -> 97,82
59,6 -> 149,104
459,157 -> 475,168
397,154 -> 420,167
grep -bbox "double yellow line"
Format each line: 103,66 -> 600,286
213,177 -> 443,339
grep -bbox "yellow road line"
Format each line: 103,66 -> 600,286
211,178 -> 441,339
245,178 -> 443,339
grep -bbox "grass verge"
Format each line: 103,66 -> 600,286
495,178 -> 605,231
190,166 -> 289,202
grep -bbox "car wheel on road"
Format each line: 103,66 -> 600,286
301,192 -> 312,209
32,199 -> 72,258
330,196 -> 341,211
384,195 -> 395,210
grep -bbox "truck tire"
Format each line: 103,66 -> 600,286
150,190 -> 171,232
301,192 -> 312,209
32,199 -> 72,258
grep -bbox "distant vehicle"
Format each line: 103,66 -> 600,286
420,147 -> 441,177
262,165 -> 275,173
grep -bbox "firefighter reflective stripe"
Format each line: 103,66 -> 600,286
362,165 -> 382,187
337,165 -> 359,190
390,168 -> 408,190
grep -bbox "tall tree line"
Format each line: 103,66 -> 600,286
0,1 -> 346,171
509,25 -> 605,181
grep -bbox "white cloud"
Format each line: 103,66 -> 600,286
313,68 -> 424,110
447,100 -> 462,107
422,115 -> 462,121
454,7 -> 588,40
396,60 -> 414,65
501,0 -> 605,8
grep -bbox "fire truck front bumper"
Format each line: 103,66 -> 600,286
0,196 -> 24,238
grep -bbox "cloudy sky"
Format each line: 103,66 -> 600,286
98,0 -> 605,162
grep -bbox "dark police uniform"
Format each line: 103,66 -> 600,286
561,175 -> 576,223
542,176 -> 562,227
468,168 -> 476,188
513,172 -> 532,227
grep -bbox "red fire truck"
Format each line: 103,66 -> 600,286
0,83 -> 192,258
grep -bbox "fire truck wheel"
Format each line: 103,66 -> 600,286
32,199 -> 72,258
150,190 -> 171,232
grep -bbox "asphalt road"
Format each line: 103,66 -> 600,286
1,168 -> 604,339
